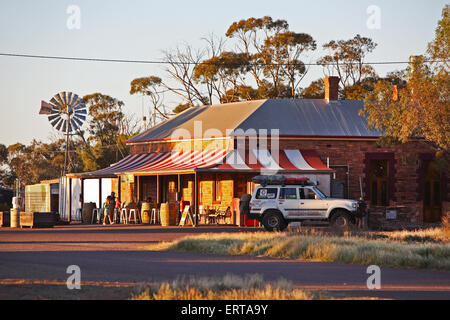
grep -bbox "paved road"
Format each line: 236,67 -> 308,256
0,224 -> 261,251
1,225 -> 449,299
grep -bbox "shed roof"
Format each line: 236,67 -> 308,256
126,98 -> 380,144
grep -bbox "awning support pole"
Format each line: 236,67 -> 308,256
194,172 -> 198,227
68,177 -> 72,223
156,174 -> 160,205
99,178 -> 102,209
80,178 -> 84,208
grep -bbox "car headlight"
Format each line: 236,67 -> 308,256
352,203 -> 357,209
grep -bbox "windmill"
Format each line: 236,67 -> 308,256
39,92 -> 88,175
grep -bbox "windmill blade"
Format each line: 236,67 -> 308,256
73,114 -> 86,121
50,116 -> 61,127
69,93 -> 79,106
72,96 -> 83,107
48,114 -> 60,122
39,101 -> 55,115
70,119 -> 79,131
55,118 -> 64,131
72,117 -> 84,127
73,104 -> 86,111
50,97 -> 59,108
55,93 -> 65,107
66,92 -> 73,105
72,100 -> 85,110
62,92 -> 69,105
61,120 -> 67,133
74,108 -> 87,115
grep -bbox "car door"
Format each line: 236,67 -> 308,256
278,187 -> 300,218
298,187 -> 328,218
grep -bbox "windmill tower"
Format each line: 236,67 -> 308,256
39,92 -> 87,175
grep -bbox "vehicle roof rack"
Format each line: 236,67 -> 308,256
252,175 -> 318,187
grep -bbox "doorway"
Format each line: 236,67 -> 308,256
369,159 -> 390,206
423,160 -> 442,223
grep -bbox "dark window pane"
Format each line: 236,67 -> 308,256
256,188 -> 278,200
433,182 -> 441,206
372,181 -> 378,205
299,188 -> 305,199
280,188 -> 297,200
381,181 -> 388,206
424,181 -> 431,206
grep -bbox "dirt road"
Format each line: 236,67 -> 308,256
0,225 -> 449,300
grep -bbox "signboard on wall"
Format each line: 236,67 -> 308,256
386,209 -> 397,220
120,174 -> 134,183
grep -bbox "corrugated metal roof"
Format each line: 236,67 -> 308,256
233,99 -> 380,137
127,98 -> 380,144
127,100 -> 265,143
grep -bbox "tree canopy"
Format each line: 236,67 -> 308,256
363,5 -> 449,152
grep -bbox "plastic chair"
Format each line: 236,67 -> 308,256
120,208 -> 128,224
150,208 -> 159,224
128,208 -> 140,224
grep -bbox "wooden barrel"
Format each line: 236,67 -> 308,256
141,202 -> 151,224
82,202 -> 96,224
10,208 -> 19,228
160,203 -> 169,226
160,203 -> 178,226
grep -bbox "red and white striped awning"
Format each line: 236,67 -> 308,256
128,149 -> 228,174
71,148 -> 330,178
207,149 -> 331,173
74,153 -> 162,178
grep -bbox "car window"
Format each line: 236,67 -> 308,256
280,188 -> 297,200
300,188 -> 317,200
255,188 -> 278,200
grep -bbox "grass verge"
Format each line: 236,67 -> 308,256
130,274 -> 311,300
145,227 -> 450,271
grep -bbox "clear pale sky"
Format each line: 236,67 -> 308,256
0,0 -> 447,146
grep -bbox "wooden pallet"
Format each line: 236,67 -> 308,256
20,212 -> 57,228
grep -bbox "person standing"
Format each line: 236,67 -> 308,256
107,192 -> 116,206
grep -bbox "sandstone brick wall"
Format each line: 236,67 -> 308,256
128,136 -> 448,226
276,138 -> 448,224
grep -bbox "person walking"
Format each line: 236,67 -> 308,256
103,197 -> 114,225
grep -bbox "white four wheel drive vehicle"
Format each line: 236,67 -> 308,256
240,175 -> 366,231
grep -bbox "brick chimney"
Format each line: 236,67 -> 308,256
323,76 -> 340,102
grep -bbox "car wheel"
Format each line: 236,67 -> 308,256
330,210 -> 354,230
262,211 -> 287,231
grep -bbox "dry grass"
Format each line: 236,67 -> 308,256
130,274 -> 311,300
145,227 -> 450,271
377,227 -> 450,244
